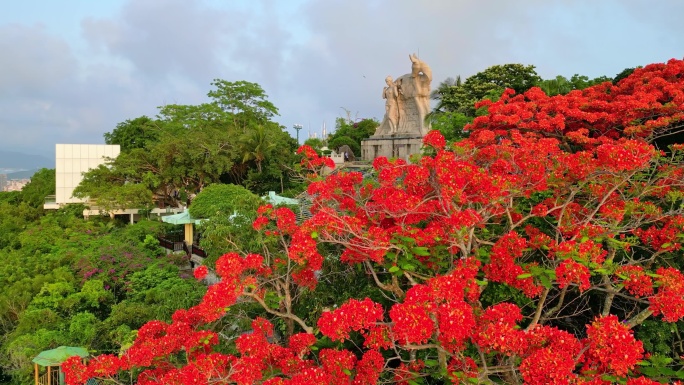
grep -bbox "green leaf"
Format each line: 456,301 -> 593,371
396,236 -> 416,243
424,359 -> 438,367
401,263 -> 416,271
342,369 -> 352,376
310,231 -> 318,239
539,274 -> 552,288
516,273 -> 532,279
412,247 -> 431,256
388,266 -> 400,273
659,367 -> 678,376
601,374 -> 618,382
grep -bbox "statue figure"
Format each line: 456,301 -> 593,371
373,54 -> 432,137
382,76 -> 400,133
408,53 -> 432,126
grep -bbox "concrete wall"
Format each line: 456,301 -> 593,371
361,135 -> 424,161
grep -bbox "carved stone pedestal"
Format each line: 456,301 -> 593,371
361,135 -> 424,161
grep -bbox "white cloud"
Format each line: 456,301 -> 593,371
0,0 -> 683,157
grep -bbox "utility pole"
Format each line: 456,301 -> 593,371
293,124 -> 303,144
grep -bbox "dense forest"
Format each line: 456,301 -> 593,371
4,61 -> 684,385
0,172 -> 206,383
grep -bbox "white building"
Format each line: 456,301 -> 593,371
44,144 -> 120,209
44,144 -> 184,222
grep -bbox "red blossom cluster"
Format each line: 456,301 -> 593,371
615,266 -> 654,298
583,315 -> 644,376
650,267 -> 684,322
468,59 -> 684,142
317,298 -> 384,341
253,205 -> 323,289
297,145 -> 336,174
555,259 -> 591,292
484,231 -> 542,297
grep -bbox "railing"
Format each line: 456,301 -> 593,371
158,237 -> 206,258
163,232 -> 184,243
36,369 -> 59,385
157,237 -> 185,253
192,244 -> 206,258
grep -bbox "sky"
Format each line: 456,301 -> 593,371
0,0 -> 683,161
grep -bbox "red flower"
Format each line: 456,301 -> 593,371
555,259 -> 591,292
423,130 -> 446,149
193,265 -> 208,280
583,315 -> 644,376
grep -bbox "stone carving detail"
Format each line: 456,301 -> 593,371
375,54 -> 432,137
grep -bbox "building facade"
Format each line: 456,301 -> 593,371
44,144 -> 120,209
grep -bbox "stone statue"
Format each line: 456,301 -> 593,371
383,76 -> 400,133
408,53 -> 432,128
361,54 -> 432,161
374,54 -> 432,137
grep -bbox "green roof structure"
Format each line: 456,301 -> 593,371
32,346 -> 89,367
263,191 -> 299,206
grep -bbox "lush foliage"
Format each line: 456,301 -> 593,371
327,118 -> 379,157
188,184 -> 263,219
104,116 -> 161,152
75,80 -> 299,209
0,180 -> 204,384
303,138 -> 326,153
189,184 -> 267,263
64,59 -> 684,384
432,64 -> 542,117
536,74 -> 612,97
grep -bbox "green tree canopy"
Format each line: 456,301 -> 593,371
188,183 -> 262,219
433,63 -> 542,116
103,116 -> 161,152
536,74 -> 612,96
75,80 -> 298,209
19,168 -> 55,208
303,138 -> 325,152
326,118 -> 378,156
207,79 -> 279,129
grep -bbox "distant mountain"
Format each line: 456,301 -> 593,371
6,169 -> 40,180
0,150 -> 52,170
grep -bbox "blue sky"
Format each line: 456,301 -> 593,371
0,0 -> 682,160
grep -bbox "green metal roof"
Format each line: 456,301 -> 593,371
263,191 -> 299,206
32,346 -> 89,367
161,210 -> 204,225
